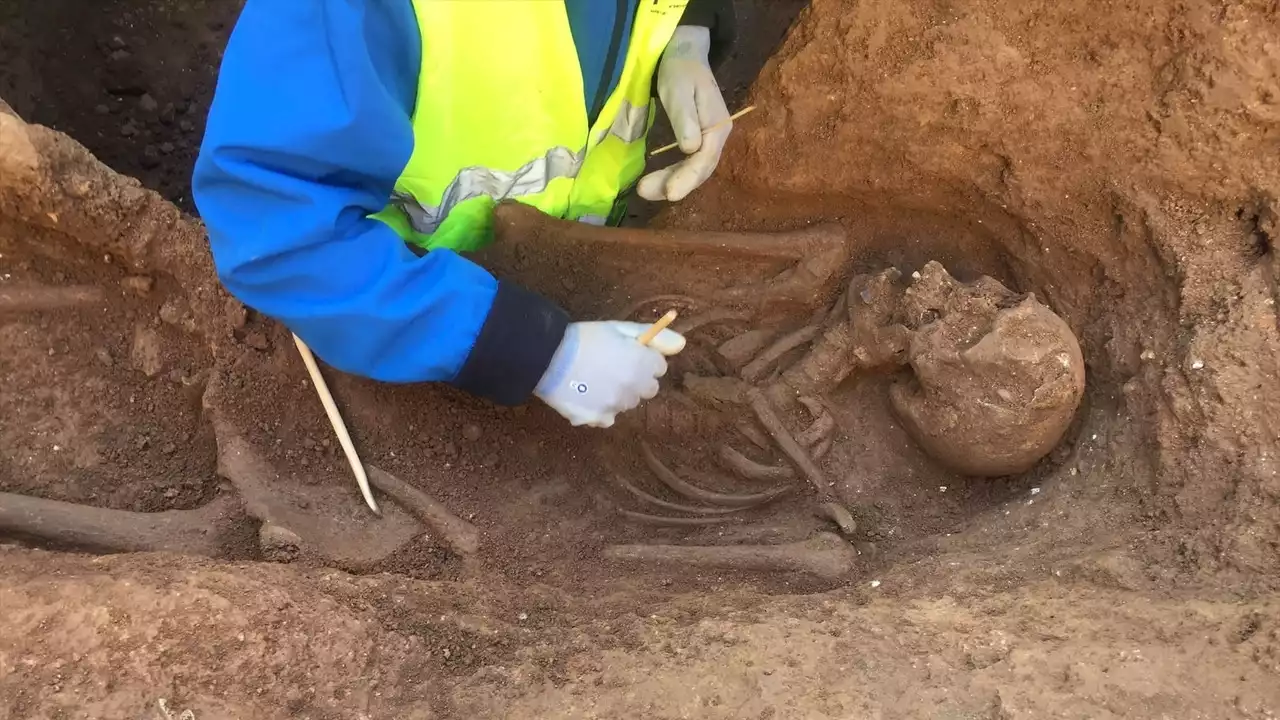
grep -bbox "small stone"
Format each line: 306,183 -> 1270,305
138,94 -> 159,113
160,103 -> 176,125
178,119 -> 195,133
167,368 -> 186,384
120,122 -> 138,137
243,331 -> 270,351
996,388 -> 1014,402
321,438 -> 331,448
108,49 -> 131,62
130,326 -> 164,377
109,35 -> 128,50
158,298 -> 187,326
140,145 -> 161,169
224,298 -> 248,329
302,437 -> 317,450
94,104 -> 110,115
159,141 -> 175,154
121,275 -> 154,296
1190,359 -> 1205,370
95,348 -> 114,367
517,612 -> 529,622
136,436 -> 151,450
162,443 -> 176,455
462,424 -> 482,442
163,488 -> 179,499
1139,349 -> 1155,361
870,580 -> 882,588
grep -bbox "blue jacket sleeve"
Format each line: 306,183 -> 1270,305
193,0 -> 567,403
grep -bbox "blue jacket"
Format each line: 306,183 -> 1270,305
194,0 -> 731,405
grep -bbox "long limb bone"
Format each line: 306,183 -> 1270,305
0,491 -> 247,557
618,510 -> 739,526
741,325 -> 820,383
719,329 -> 777,371
485,203 -> 852,317
366,465 -> 480,556
604,532 -> 859,582
747,388 -> 831,498
492,202 -> 840,261
0,284 -> 105,312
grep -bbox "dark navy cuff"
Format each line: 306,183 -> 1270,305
681,0 -> 737,68
452,281 -> 570,406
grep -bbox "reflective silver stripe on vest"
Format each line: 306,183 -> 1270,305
393,145 -> 586,234
608,98 -> 649,143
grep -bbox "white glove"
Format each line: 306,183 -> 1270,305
535,321 -> 686,428
638,25 -> 732,203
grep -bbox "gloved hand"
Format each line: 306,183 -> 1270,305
638,25 -> 732,203
535,321 -> 686,428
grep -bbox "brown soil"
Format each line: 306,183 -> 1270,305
3,0 -> 1280,718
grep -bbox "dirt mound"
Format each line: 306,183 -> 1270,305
669,0 -> 1280,587
2,0 -> 1280,716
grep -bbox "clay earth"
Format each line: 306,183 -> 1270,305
1,0 -> 1280,718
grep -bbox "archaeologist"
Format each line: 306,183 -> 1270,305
193,1 -> 736,429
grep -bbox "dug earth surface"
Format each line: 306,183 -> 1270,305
2,0 -> 1280,718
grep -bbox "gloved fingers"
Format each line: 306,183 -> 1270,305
662,147 -> 721,202
662,80 -> 732,201
660,78 -> 704,155
637,165 -> 678,202
610,323 -> 687,356
638,377 -> 661,400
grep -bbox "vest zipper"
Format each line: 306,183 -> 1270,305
588,0 -> 630,124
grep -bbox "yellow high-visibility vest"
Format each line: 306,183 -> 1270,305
372,0 -> 688,252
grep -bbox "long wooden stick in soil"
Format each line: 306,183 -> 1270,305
293,334 -> 379,514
